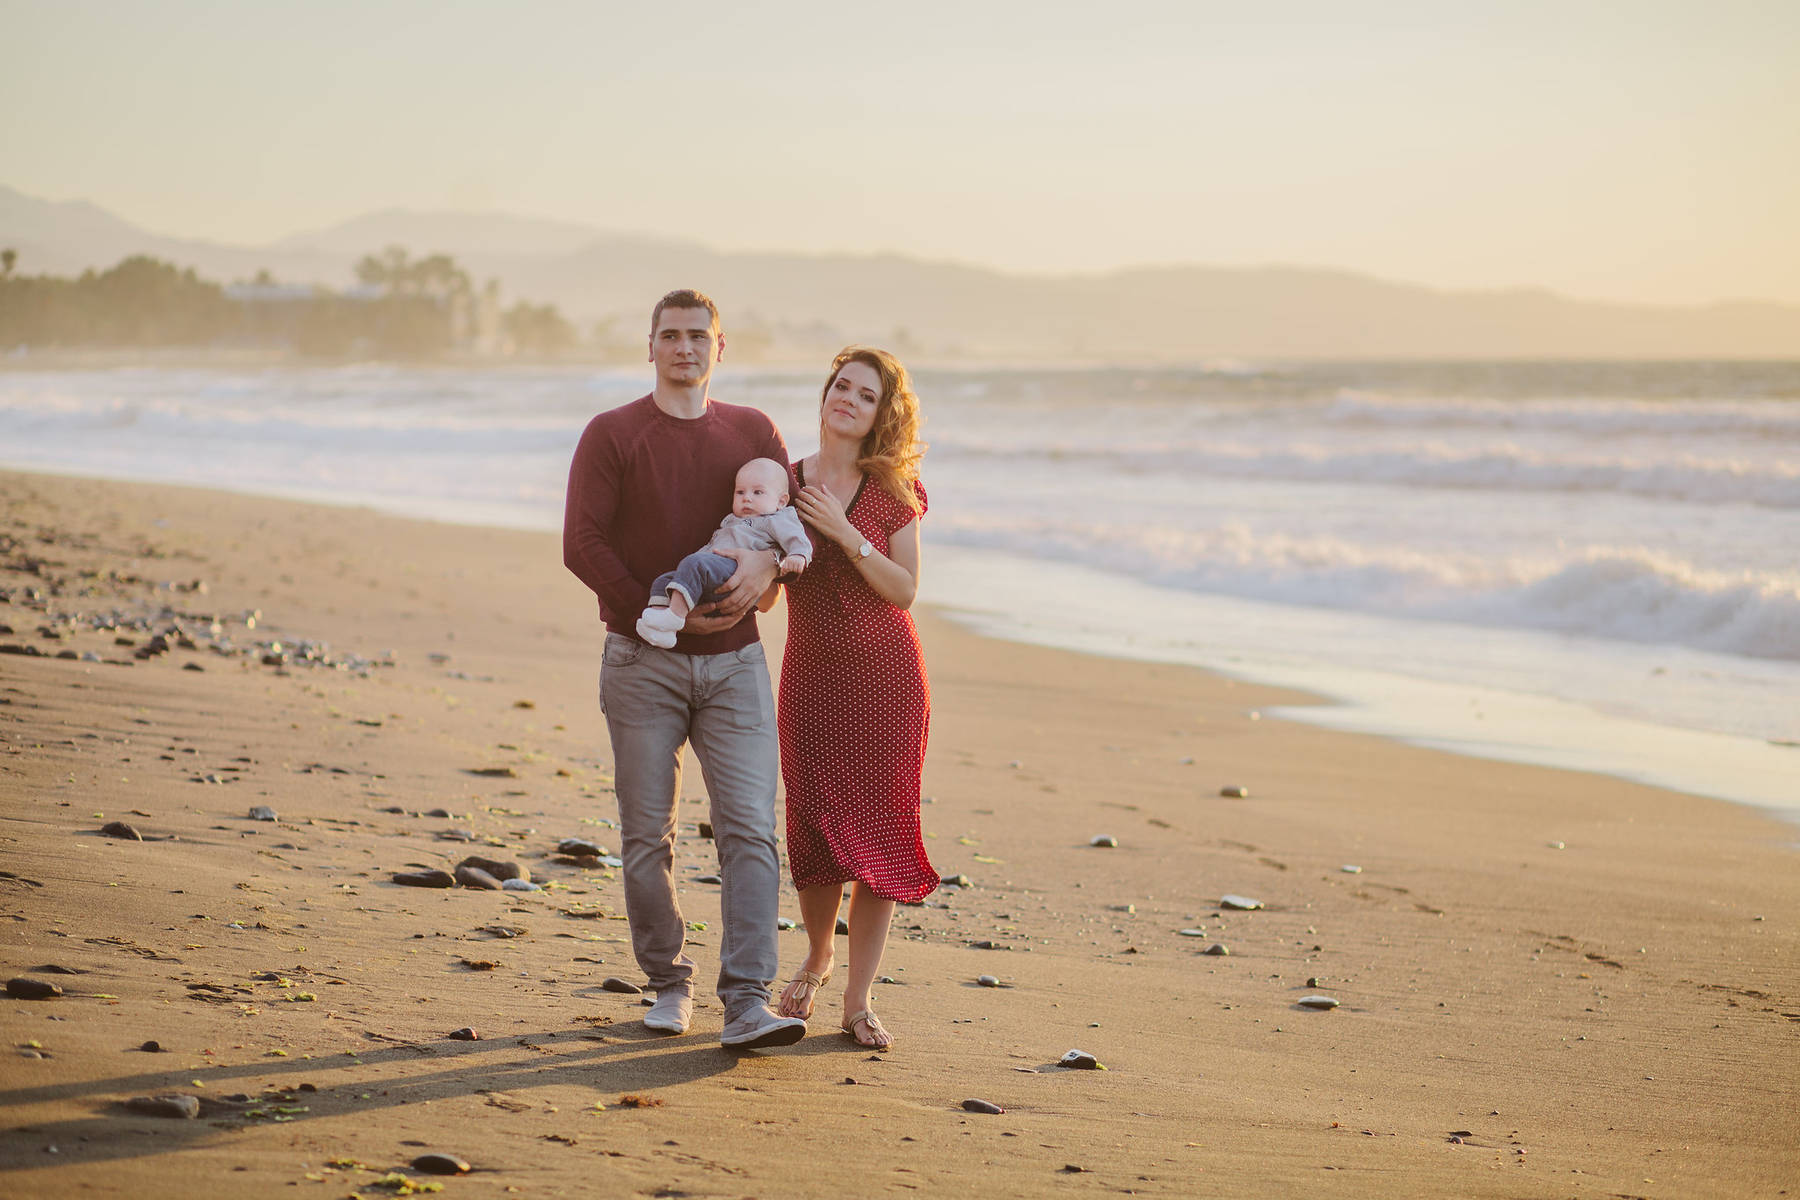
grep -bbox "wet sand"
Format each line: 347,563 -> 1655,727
1,468 -> 1796,1199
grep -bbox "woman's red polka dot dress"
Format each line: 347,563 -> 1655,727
778,465 -> 937,903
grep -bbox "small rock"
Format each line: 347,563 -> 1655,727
557,838 -> 606,857
1219,785 -> 1249,798
693,873 -> 722,885
1089,835 -> 1118,848
976,975 -> 1001,988
697,821 -> 714,840
1220,894 -> 1263,910
500,878 -> 540,892
1108,904 -> 1136,914
835,917 -> 850,935
1340,864 -> 1362,873
776,917 -> 797,931
437,829 -> 476,842
1178,928 -> 1206,937
458,855 -> 527,882
392,870 -> 456,888
410,1153 -> 471,1176
466,766 -> 517,778
600,977 -> 643,995
426,807 -> 453,819
123,1094 -> 200,1119
598,855 -> 623,868
139,1040 -> 165,1052
27,964 -> 83,975
7,978 -> 63,1000
1204,944 -> 1230,956
1058,1049 -> 1104,1070
961,1099 -> 1004,1114
100,820 -> 143,841
940,873 -> 971,888
455,865 -> 503,890
247,805 -> 277,822
1297,995 -> 1340,1010
1306,976 -> 1322,987
1061,1164 -> 1088,1173
447,1028 -> 480,1041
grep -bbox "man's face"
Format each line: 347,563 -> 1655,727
648,307 -> 722,386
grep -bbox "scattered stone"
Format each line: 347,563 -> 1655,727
600,977 -> 643,995
1204,944 -> 1230,956
247,805 -> 277,822
378,805 -> 405,814
459,959 -> 499,971
27,964 -> 83,975
1306,976 -> 1323,987
968,939 -> 1010,951
437,829 -> 477,842
976,975 -> 1001,988
1061,1165 -> 1088,1174
557,838 -> 606,857
139,1040 -> 165,1052
697,821 -> 714,839
392,870 -> 456,888
455,865 -> 503,890
1297,995 -> 1340,1010
425,808 -> 453,819
1058,1050 -> 1105,1070
457,855 -> 528,883
466,766 -> 518,778
410,1153 -> 471,1176
1219,785 -> 1249,798
512,700 -> 535,709
1089,835 -> 1118,848
1220,894 -> 1263,910
1108,904 -> 1136,914
598,855 -> 623,868
99,820 -> 142,841
776,917 -> 797,931
500,878 -> 540,892
961,1099 -> 1004,1114
1340,864 -> 1362,874
836,917 -> 850,935
448,1027 -> 480,1041
940,873 -> 971,888
123,1094 -> 200,1120
1178,928 -> 1206,937
693,874 -> 721,885
7,978 -> 63,1000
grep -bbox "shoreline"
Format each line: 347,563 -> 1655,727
2,469 -> 1797,1197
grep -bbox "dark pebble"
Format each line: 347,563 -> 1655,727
556,838 -> 606,857
940,874 -> 971,888
1089,835 -> 1118,848
457,855 -> 527,883
392,869 -> 456,888
466,766 -> 517,778
697,821 -> 714,839
378,806 -> 405,814
410,1153 -> 471,1176
835,917 -> 850,935
600,977 -> 643,995
7,978 -> 63,1000
182,663 -> 205,672
1204,944 -> 1230,956
437,829 -> 477,842
425,808 -> 453,818
123,1094 -> 199,1119
447,1027 -> 480,1041
693,873 -> 721,885
977,975 -> 1001,987
247,805 -> 277,822
1061,1165 -> 1087,1174
455,865 -> 503,890
1306,976 -> 1322,987
139,1040 -> 164,1052
27,964 -> 84,975
961,1099 -> 1004,1114
1219,785 -> 1250,798
968,940 -> 1010,951
100,820 -> 142,841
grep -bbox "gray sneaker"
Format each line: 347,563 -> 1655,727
720,1005 -> 806,1049
643,990 -> 692,1035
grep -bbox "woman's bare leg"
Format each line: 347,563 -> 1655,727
776,884 -> 841,1017
841,882 -> 896,1047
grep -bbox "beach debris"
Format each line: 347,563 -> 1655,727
466,766 -> 518,778
500,878 -> 540,891
1109,904 -> 1136,914
777,917 -> 797,930
1204,944 -> 1231,956
1061,1165 -> 1088,1173
1306,976 -> 1323,987
454,865 -> 502,890
600,977 -> 643,995
458,855 -> 527,883
976,975 -> 1001,988
139,1040 -> 165,1053
7,978 -> 62,1000
1340,865 -> 1362,874
123,1094 -> 200,1120
968,939 -> 1011,951
557,838 -> 607,858
836,917 -> 850,935
425,808 -> 453,819
1089,835 -> 1118,848
392,870 -> 455,888
99,820 -> 142,841
961,1099 -> 1004,1114
447,1028 -> 480,1041
693,874 -> 722,885
616,1093 -> 663,1108
1219,785 -> 1249,798
1220,894 -> 1263,910
410,1152 -> 471,1175
1297,995 -> 1340,1010
1548,841 -> 1566,850
247,805 -> 278,822
512,699 -> 535,709
697,821 -> 714,839
437,828 -> 477,842
1178,928 -> 1206,937
1058,1049 -> 1105,1070
940,873 -> 971,888
458,959 -> 498,971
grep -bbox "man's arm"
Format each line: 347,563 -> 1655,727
562,420 -> 650,619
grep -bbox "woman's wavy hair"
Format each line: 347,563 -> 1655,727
820,345 -> 926,514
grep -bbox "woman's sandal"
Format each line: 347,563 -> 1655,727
777,968 -> 831,1019
842,1009 -> 893,1050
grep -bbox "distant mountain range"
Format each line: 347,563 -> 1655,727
5,183 -> 1797,360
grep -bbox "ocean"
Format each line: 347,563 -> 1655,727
3,360 -> 1796,814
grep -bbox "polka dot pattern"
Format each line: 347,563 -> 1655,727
778,470 -> 937,903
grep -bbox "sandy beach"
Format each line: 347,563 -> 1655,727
1,467 -> 1796,1199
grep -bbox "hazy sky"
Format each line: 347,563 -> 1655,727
6,0 -> 1798,305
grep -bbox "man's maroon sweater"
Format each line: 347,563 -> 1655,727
563,394 -> 788,655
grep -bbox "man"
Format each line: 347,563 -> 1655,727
563,288 -> 805,1049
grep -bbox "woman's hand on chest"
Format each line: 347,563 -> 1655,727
795,483 -> 863,552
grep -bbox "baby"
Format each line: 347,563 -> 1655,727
635,457 -> 811,648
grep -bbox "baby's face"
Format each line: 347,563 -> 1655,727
733,463 -> 787,517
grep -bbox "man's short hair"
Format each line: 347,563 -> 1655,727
651,289 -> 720,336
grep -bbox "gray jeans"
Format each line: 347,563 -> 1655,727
599,632 -> 780,1019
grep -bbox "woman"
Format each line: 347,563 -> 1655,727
775,345 -> 936,1050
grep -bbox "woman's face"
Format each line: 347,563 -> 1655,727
822,360 -> 882,442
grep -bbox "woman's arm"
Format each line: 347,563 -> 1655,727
795,483 -> 922,609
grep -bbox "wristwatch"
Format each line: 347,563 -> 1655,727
854,540 -> 874,560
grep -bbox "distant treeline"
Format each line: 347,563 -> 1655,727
0,247 -> 576,358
